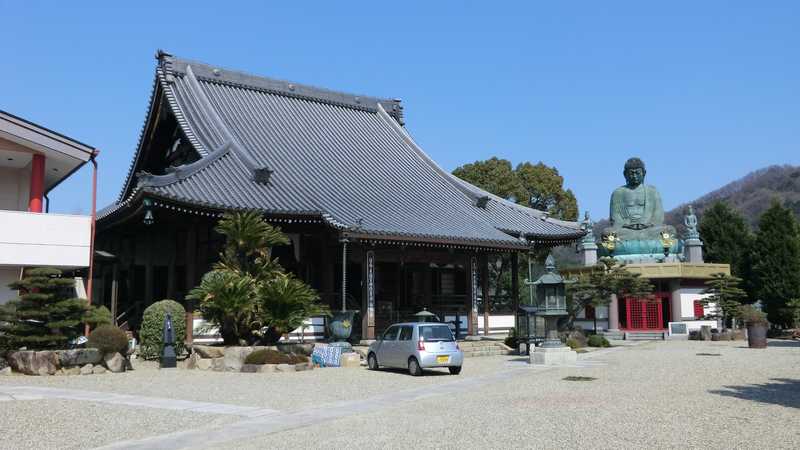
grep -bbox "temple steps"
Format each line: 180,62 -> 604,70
458,340 -> 513,357
624,331 -> 666,341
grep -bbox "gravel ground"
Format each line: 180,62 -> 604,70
205,340 -> 800,450
0,354 -> 508,412
0,399 -> 236,450
3,340 -> 798,449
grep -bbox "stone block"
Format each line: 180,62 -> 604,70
224,347 -> 254,372
212,357 -> 225,372
56,349 -> 102,367
196,357 -> 213,371
340,352 -> 361,368
92,366 -> 107,375
192,345 -> 225,359
0,367 -> 11,376
241,363 -> 278,373
80,364 -> 94,375
530,346 -> 578,366
63,367 -> 81,376
294,362 -> 308,371
275,364 -> 294,373
8,351 -> 59,376
104,352 -> 127,373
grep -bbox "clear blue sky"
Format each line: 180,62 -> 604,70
2,1 -> 798,221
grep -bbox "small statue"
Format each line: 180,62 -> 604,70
580,211 -> 595,244
684,205 -> 700,240
160,313 -> 177,368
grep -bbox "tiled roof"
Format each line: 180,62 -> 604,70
101,52 -> 584,249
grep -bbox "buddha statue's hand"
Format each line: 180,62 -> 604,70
623,223 -> 653,230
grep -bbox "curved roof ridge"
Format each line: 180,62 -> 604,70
160,52 -> 404,123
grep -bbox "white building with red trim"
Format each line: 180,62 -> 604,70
0,110 -> 96,303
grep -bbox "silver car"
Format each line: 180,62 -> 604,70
367,322 -> 464,376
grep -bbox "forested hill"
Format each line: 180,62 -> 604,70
665,165 -> 800,230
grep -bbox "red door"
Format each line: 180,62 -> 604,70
624,294 -> 668,330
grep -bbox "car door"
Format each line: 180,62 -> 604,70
397,325 -> 415,366
378,326 -> 400,367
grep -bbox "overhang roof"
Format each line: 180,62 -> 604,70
100,52 -> 584,249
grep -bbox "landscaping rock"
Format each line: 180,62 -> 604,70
62,367 -> 81,376
224,346 -> 254,372
104,352 -> 127,373
192,345 -> 225,359
80,364 -> 94,375
0,367 -> 12,376
241,363 -> 277,373
185,352 -> 201,370
294,362 -> 308,371
92,365 -> 107,374
212,357 -> 225,372
196,357 -> 213,371
275,363 -> 294,373
340,352 -> 361,368
8,351 -> 59,376
56,349 -> 102,367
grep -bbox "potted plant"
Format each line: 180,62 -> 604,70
738,304 -> 768,349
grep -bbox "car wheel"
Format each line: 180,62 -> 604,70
448,366 -> 462,375
368,353 -> 379,370
408,357 -> 422,376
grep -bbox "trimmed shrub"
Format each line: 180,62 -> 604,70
88,325 -> 129,355
587,335 -> 610,348
566,338 -> 583,350
244,349 -> 308,365
140,300 -> 186,360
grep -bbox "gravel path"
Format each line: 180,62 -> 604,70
205,340 -> 800,450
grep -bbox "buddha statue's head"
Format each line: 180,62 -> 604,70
623,157 -> 646,188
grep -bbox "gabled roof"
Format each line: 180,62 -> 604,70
101,52 -> 584,249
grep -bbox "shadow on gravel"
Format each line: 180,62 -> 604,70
375,368 -> 451,377
709,378 -> 800,409
764,340 -> 800,348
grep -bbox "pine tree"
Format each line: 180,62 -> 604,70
0,267 -> 88,350
752,200 -> 800,327
700,273 -> 748,328
698,201 -> 755,294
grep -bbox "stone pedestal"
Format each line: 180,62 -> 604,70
578,242 -> 598,267
530,346 -> 578,365
684,238 -> 704,263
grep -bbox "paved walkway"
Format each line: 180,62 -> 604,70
0,386 -> 280,418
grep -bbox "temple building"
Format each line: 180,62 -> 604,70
94,52 -> 585,341
0,110 -> 96,303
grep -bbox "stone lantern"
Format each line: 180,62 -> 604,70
525,253 -> 577,365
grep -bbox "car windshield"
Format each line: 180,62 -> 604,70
419,325 -> 454,342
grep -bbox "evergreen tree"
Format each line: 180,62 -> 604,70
700,273 -> 748,328
0,267 -> 88,350
698,201 -> 755,294
752,200 -> 800,326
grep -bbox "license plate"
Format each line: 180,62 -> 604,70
436,355 -> 449,363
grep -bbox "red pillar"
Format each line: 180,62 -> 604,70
28,154 -> 45,212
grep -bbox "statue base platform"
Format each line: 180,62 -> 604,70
530,345 -> 577,366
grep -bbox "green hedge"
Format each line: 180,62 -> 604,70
587,334 -> 610,348
140,300 -> 186,360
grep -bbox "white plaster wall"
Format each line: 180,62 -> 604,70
677,288 -> 709,320
0,210 -> 91,267
0,166 -> 30,211
0,266 -> 20,304
478,314 -> 515,333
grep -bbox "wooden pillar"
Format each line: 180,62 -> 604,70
362,247 -> 376,340
110,263 -> 119,325
467,254 -> 478,336
184,226 -> 197,344
481,254 -> 490,336
511,252 -> 519,332
144,236 -> 154,306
